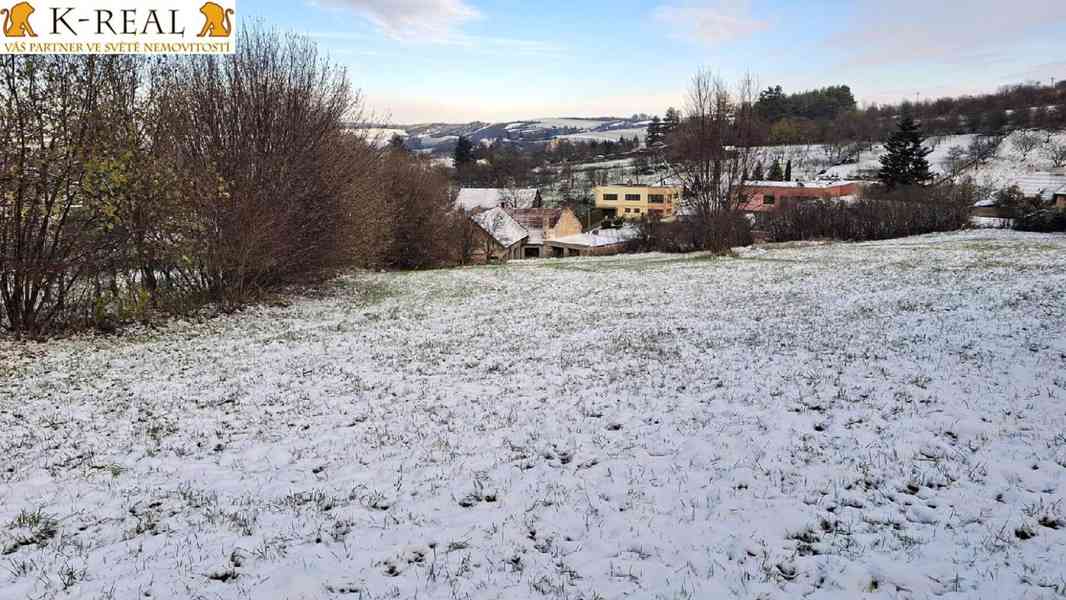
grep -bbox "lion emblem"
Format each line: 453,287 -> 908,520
1,1 -> 37,38
197,2 -> 234,38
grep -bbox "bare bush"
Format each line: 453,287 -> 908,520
1,27 -> 451,335
0,55 -> 144,334
758,183 -> 978,243
153,26 -> 367,303
353,151 -> 454,270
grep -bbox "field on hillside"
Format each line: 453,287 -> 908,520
2,230 -> 1066,600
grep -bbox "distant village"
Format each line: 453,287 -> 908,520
459,179 -> 864,261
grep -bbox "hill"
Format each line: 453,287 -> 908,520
352,116 -> 652,155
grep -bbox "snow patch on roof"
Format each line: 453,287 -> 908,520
553,226 -> 640,248
745,180 -> 857,189
456,188 -> 540,211
471,207 -> 528,248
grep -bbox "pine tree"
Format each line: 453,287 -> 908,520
646,116 -> 663,146
752,162 -> 764,180
768,159 -> 784,181
663,107 -> 681,136
784,159 -> 792,181
878,117 -> 933,190
453,136 -> 476,167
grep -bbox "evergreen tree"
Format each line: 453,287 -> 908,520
768,159 -> 784,181
646,116 -> 663,146
662,107 -> 681,136
784,159 -> 792,181
755,85 -> 789,122
453,136 -> 476,168
878,117 -> 933,190
752,162 -> 764,180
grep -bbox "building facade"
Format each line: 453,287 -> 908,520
508,208 -> 584,258
594,185 -> 681,219
739,181 -> 859,213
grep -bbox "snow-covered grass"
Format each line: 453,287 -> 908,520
3,230 -> 1066,600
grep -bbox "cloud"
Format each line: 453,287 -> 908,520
829,0 -> 1066,67
653,1 -> 770,45
321,0 -> 480,41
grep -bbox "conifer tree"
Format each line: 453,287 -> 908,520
453,136 -> 476,167
752,162 -> 764,180
768,159 -> 784,181
646,116 -> 663,146
784,160 -> 792,181
878,117 -> 933,190
663,107 -> 681,135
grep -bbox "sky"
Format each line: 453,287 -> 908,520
247,0 -> 1066,124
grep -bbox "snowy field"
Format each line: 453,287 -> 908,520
782,131 -> 1066,192
3,230 -> 1066,600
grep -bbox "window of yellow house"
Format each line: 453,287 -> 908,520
648,194 -> 665,204
625,194 -> 641,202
603,193 -> 618,201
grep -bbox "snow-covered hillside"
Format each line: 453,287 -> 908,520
556,130 -> 1066,200
400,117 -> 650,154
769,131 -> 1066,194
3,230 -> 1066,600
557,126 -> 649,145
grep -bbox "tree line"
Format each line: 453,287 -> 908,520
731,81 -> 1066,147
0,27 -> 465,335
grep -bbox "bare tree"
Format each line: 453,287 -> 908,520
941,146 -> 969,176
1011,131 -> 1042,159
1043,139 -> 1066,168
660,69 -> 763,251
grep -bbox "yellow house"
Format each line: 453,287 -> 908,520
594,185 -> 681,219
